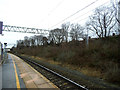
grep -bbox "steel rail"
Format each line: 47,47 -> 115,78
23,57 -> 88,90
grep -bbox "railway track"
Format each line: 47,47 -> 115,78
18,55 -> 88,90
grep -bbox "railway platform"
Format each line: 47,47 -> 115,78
1,53 -> 59,89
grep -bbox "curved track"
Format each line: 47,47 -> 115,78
18,55 -> 88,90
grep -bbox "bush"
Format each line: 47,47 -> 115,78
12,35 -> 120,85
104,63 -> 120,84
56,51 -> 75,62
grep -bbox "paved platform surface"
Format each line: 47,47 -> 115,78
8,53 -> 59,89
2,54 -> 26,89
0,62 -> 2,90
1,53 -> 59,89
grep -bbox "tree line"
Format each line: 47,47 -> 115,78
17,3 -> 120,48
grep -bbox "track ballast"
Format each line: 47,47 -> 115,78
18,55 -> 88,90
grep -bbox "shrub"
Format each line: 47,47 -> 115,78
104,63 -> 120,84
56,51 -> 75,62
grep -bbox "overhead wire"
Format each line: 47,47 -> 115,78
49,0 -> 99,29
48,0 -> 65,15
41,0 -> 65,23
71,0 -> 110,23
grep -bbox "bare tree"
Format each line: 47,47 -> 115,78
61,22 -> 70,42
49,28 -> 63,44
48,22 -> 70,44
70,23 -> 84,41
87,6 -> 116,38
24,36 -> 30,47
29,36 -> 36,46
49,30 -> 57,44
42,37 -> 48,45
112,1 -> 120,34
35,35 -> 43,46
54,28 -> 63,44
17,40 -> 24,48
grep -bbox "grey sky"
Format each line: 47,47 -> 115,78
0,0 -> 111,48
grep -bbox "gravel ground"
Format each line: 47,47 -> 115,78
18,55 -> 120,89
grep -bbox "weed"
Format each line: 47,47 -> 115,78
104,63 -> 120,84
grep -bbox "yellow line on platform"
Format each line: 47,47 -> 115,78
12,56 -> 21,90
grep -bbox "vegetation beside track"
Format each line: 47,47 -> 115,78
11,35 -> 120,88
16,54 -> 119,89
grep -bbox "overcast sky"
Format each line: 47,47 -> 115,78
0,0 -> 112,48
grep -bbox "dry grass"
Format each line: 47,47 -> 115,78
23,54 -> 103,79
79,67 -> 102,78
12,35 -> 120,85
